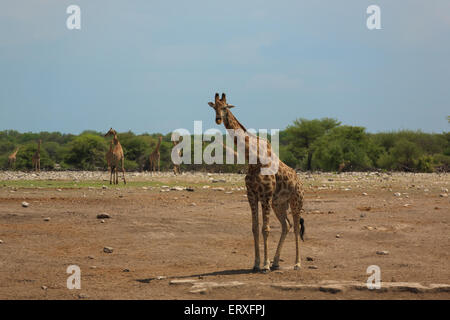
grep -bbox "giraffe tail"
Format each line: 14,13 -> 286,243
300,218 -> 305,241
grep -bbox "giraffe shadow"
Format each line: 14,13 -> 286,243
136,268 -> 254,284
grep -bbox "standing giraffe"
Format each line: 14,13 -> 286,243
8,146 -> 20,169
172,140 -> 182,175
32,140 -> 41,172
208,93 -> 305,272
149,136 -> 162,172
104,128 -> 126,185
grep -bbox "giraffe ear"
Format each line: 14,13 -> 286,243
226,105 -> 235,109
208,102 -> 215,108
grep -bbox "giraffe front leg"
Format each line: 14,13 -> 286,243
247,192 -> 260,272
121,159 -> 126,184
261,200 -> 271,273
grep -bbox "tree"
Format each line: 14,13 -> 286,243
65,134 -> 108,170
284,118 -> 340,170
313,126 -> 374,171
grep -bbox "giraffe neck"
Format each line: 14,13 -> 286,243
113,135 -> 120,146
155,137 -> 162,152
222,109 -> 275,170
223,109 -> 247,132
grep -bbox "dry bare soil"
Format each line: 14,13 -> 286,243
0,171 -> 449,300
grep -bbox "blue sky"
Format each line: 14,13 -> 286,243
0,0 -> 449,134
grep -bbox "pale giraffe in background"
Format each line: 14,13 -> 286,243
32,140 -> 41,172
8,146 -> 20,169
172,140 -> 182,175
149,136 -> 162,172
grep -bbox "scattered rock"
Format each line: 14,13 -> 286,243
362,192 -> 368,196
103,247 -> 114,254
43,217 -> 50,222
21,201 -> 29,208
393,192 -> 401,197
186,187 -> 194,192
88,256 -> 95,259
123,268 -> 130,272
156,276 -> 166,280
97,213 -> 110,219
170,279 -> 198,285
376,250 -> 389,255
306,256 -> 314,261
439,193 -> 448,198
78,293 -> 89,299
41,285 -> 48,290
102,185 -> 108,189
335,234 -> 341,238
308,265 -> 318,269
212,187 -> 225,191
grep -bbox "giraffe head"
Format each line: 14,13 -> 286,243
208,93 -> 235,125
104,128 -> 117,138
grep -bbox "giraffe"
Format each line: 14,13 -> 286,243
149,136 -> 162,172
338,160 -> 350,174
172,140 -> 182,175
8,146 -> 20,169
31,140 -> 41,172
104,128 -> 126,185
208,93 -> 305,272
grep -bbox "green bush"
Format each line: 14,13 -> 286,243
65,134 -> 108,170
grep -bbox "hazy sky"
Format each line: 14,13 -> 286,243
0,0 -> 449,134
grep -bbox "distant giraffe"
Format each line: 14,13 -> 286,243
149,136 -> 162,172
208,93 -> 305,272
172,140 -> 182,175
338,160 -> 350,173
32,140 -> 41,172
8,146 -> 20,169
104,128 -> 126,184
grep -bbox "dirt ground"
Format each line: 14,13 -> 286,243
0,171 -> 449,300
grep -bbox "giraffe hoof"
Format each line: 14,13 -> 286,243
293,264 -> 302,270
252,266 -> 260,273
271,264 -> 280,271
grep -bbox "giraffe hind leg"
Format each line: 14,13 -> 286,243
290,191 -> 304,270
271,201 -> 289,270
